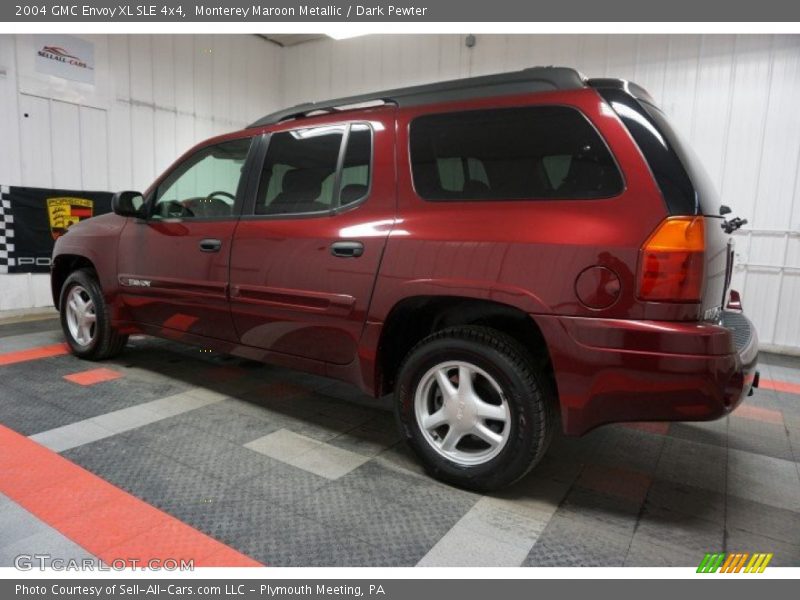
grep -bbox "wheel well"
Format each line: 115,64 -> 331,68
51,255 -> 96,309
376,297 -> 554,396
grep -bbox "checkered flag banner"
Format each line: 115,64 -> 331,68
0,185 -> 113,274
0,185 -> 14,274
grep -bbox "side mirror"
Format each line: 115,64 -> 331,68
111,191 -> 145,218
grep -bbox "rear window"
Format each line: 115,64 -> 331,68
338,124 -> 372,207
409,106 -> 623,201
254,123 -> 372,216
256,125 -> 345,216
597,88 -> 720,216
643,104 -> 721,217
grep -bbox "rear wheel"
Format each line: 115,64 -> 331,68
395,325 -> 554,491
59,269 -> 127,360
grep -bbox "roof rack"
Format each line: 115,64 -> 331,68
248,66 -> 586,128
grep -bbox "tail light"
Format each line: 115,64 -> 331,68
637,216 -> 705,302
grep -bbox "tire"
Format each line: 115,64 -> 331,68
59,268 -> 128,360
395,325 -> 554,492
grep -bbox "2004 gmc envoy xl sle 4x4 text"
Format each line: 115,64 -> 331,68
50,67 -> 759,491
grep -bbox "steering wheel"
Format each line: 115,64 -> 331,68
205,190 -> 236,205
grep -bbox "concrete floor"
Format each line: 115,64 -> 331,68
1,316 -> 799,567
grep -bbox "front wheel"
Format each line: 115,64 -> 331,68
395,325 -> 554,492
59,269 -> 128,360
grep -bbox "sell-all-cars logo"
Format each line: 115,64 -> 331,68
46,197 -> 93,239
37,46 -> 93,71
697,552 -> 773,573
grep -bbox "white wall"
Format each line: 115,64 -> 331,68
281,34 -> 800,354
0,34 -> 282,310
2,33 -> 799,354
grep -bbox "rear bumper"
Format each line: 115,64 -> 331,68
535,310 -> 759,435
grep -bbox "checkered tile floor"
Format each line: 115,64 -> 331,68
1,315 -> 799,567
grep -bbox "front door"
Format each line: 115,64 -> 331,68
117,136 -> 253,341
229,108 -> 396,365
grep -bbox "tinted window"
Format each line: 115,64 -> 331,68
643,103 -> 720,217
253,124 -> 373,216
597,88 -> 696,215
255,125 -> 345,216
153,138 -> 251,218
410,106 -> 623,201
339,124 -> 372,207
597,88 -> 720,216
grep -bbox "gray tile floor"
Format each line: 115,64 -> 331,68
1,317 -> 799,567
0,493 -> 97,568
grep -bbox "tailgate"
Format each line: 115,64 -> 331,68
702,216 -> 734,320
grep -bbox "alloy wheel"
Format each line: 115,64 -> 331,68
414,360 -> 511,466
65,285 -> 97,347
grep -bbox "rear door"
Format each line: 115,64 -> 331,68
117,136 -> 254,341
229,108 -> 396,364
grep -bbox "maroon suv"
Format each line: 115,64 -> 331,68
51,67 -> 758,490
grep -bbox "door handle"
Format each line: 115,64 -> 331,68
199,238 -> 222,252
330,241 -> 364,258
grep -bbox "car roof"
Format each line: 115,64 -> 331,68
248,66 -> 588,129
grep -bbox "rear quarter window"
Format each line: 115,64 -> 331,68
409,106 -> 623,201
595,87 -> 720,217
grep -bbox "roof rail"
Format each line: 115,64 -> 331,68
248,66 -> 586,128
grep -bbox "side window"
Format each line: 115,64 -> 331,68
541,155 -> 573,189
436,157 -> 489,193
409,106 -> 623,201
339,124 -> 371,207
254,123 -> 372,216
436,158 -> 464,192
255,126 -> 345,216
153,138 -> 251,219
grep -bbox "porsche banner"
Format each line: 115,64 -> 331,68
0,185 -> 113,274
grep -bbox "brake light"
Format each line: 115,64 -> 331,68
638,216 -> 705,302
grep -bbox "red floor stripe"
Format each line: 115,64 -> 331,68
760,378 -> 800,396
0,343 -> 69,366
0,425 -> 261,568
163,313 -> 198,332
64,367 -> 124,386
